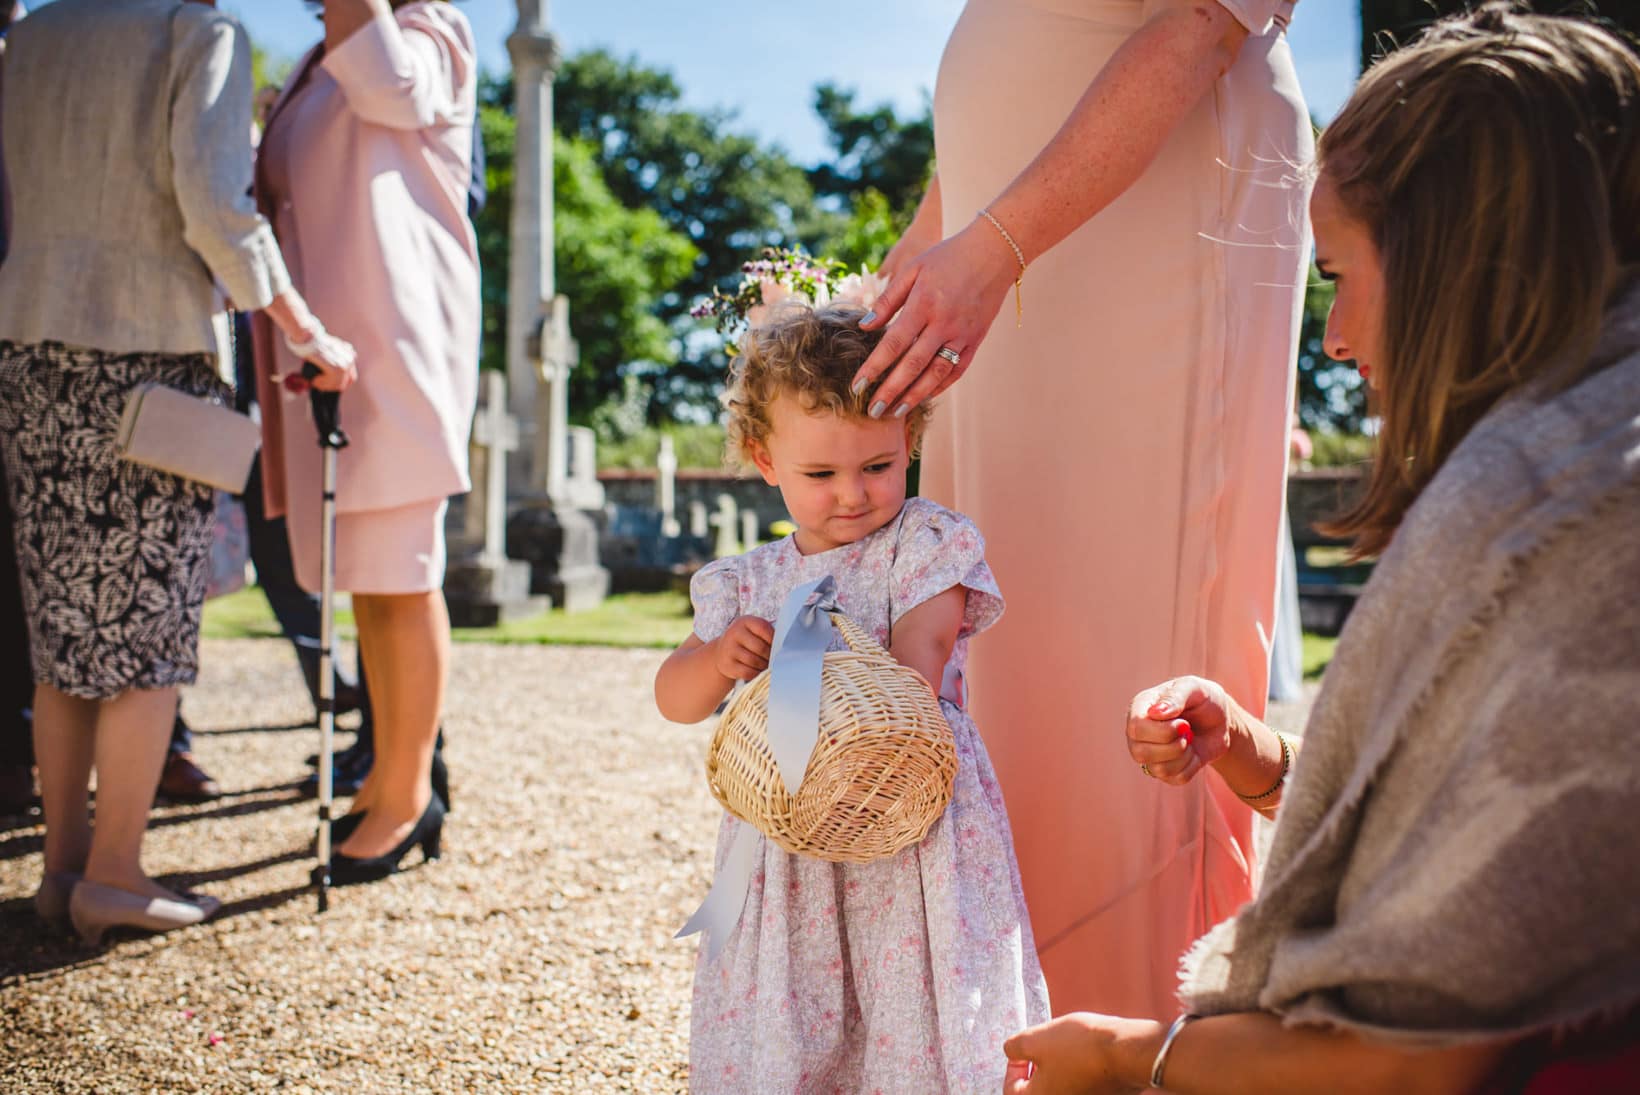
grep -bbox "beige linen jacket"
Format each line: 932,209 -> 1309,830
0,0 -> 289,355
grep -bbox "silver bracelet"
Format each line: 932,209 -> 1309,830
1150,1012 -> 1198,1088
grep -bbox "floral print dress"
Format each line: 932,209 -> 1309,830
686,497 -> 1050,1094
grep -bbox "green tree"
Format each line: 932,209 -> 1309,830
474,82 -> 697,417
1294,272 -> 1370,434
806,84 -> 934,217
804,86 -> 936,271
552,51 -> 820,277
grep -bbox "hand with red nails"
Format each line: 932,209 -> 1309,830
1125,675 -> 1243,787
1000,1011 -> 1161,1093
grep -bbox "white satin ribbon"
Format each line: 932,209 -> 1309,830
675,820 -> 763,962
677,577 -> 841,959
765,576 -> 842,794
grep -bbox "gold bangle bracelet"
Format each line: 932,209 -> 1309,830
978,208 -> 1025,327
1235,730 -> 1291,804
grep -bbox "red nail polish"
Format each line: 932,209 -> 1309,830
1177,722 -> 1194,745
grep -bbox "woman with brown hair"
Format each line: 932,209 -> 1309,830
1003,5 -> 1640,1091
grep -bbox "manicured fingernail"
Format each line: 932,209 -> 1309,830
893,404 -> 909,419
1149,701 -> 1173,716
1179,724 -> 1194,746
851,376 -> 868,396
869,401 -> 886,418
859,310 -> 877,326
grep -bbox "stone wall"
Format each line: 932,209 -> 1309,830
597,469 -> 790,536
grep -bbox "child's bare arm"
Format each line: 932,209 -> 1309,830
654,616 -> 775,724
889,586 -> 967,697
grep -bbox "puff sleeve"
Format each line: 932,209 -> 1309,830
889,499 -> 1005,639
689,557 -> 742,644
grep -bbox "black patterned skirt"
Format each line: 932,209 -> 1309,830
0,341 -> 230,699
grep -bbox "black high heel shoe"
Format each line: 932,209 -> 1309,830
430,747 -> 451,814
303,733 -> 451,813
319,797 -> 445,887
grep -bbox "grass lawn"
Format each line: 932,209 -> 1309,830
1303,631 -> 1339,678
207,584 -> 1343,673
202,586 -> 695,649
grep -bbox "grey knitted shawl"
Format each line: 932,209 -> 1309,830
1179,281 -> 1640,1046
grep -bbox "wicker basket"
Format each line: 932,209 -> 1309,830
706,612 -> 958,864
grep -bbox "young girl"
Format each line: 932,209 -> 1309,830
656,304 -> 1050,1092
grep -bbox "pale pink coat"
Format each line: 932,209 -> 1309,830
251,2 -> 479,537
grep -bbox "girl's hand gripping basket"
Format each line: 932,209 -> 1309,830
707,575 -> 958,864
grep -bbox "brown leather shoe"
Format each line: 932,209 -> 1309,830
156,751 -> 222,804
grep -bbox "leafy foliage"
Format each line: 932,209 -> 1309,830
806,83 -> 934,216
1295,270 -> 1369,433
474,81 -> 698,417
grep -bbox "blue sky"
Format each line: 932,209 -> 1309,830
203,0 -> 1360,166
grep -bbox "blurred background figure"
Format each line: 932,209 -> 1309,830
0,0 -> 353,943
252,0 -> 479,886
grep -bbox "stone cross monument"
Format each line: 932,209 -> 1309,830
499,0 -> 609,611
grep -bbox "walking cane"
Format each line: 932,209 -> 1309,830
302,364 -> 348,912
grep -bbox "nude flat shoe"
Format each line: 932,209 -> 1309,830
34,870 -> 81,928
68,880 -> 221,947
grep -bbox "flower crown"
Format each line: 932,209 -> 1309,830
691,247 -> 886,352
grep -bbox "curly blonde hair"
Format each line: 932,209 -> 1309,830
722,304 -> 934,471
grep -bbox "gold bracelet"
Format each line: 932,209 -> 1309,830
978,208 -> 1025,328
1235,730 -> 1291,804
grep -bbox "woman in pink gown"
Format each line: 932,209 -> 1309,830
853,0 -> 1312,1019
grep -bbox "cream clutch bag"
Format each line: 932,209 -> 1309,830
115,383 -> 261,494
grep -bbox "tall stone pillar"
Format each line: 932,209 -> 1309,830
505,1 -> 558,494
501,1 -> 609,611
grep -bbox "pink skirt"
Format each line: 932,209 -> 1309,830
287,495 -> 448,595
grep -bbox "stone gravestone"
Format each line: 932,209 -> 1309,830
656,435 -> 681,538
688,500 -> 709,539
711,494 -> 740,558
444,371 -> 548,627
504,298 -> 611,612
563,426 -> 605,510
740,510 -> 758,552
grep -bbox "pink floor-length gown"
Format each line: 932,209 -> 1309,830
922,0 -> 1313,1019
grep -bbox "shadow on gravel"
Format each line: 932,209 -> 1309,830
147,786 -> 309,830
0,850 -> 319,982
0,786 -> 308,862
0,824 -> 41,862
189,719 -> 322,736
159,847 -> 311,891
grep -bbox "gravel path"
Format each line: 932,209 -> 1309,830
0,640 -> 1321,1092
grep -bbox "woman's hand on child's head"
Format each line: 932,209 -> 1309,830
713,615 -> 775,683
1125,675 -> 1236,787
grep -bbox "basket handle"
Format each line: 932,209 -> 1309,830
829,611 -> 892,659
